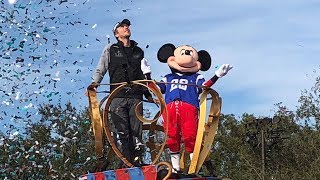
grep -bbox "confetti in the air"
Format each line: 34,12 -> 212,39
8,0 -> 17,5
0,0 -> 140,178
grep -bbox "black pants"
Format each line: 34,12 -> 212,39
110,97 -> 143,164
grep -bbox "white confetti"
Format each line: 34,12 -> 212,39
2,101 -> 10,106
15,92 -> 21,100
61,137 -> 69,144
92,24 -> 97,29
49,161 -> 52,169
8,0 -> 17,5
52,77 -> 60,81
24,103 -> 33,109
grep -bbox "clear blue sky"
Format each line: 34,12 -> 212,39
1,0 -> 319,134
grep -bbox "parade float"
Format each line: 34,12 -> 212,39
82,79 -> 222,180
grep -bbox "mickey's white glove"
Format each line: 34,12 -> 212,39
215,64 -> 233,78
141,58 -> 151,74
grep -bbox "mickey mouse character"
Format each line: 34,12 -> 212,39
156,43 -> 232,173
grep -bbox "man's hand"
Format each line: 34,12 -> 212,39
215,64 -> 233,78
87,82 -> 99,90
85,82 -> 98,96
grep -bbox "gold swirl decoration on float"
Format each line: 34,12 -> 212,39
88,80 -> 168,167
188,88 -> 221,174
87,88 -> 104,159
156,161 -> 172,180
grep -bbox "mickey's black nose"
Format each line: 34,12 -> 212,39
185,50 -> 191,55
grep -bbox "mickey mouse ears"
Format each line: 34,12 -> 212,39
157,43 -> 176,63
198,50 -> 211,71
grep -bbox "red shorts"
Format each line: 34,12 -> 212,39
162,100 -> 198,153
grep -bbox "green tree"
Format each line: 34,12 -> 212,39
0,102 -> 97,179
297,75 -> 320,129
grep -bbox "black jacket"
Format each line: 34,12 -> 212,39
108,40 -> 152,99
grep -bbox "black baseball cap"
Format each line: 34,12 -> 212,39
112,19 -> 131,33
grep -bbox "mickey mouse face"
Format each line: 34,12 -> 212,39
166,45 -> 200,73
157,43 -> 211,73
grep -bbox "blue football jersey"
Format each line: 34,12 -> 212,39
158,73 -> 205,109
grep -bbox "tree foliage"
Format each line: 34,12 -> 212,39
297,76 -> 320,129
1,102 -> 96,179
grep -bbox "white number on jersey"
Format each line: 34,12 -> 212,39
170,79 -> 188,92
